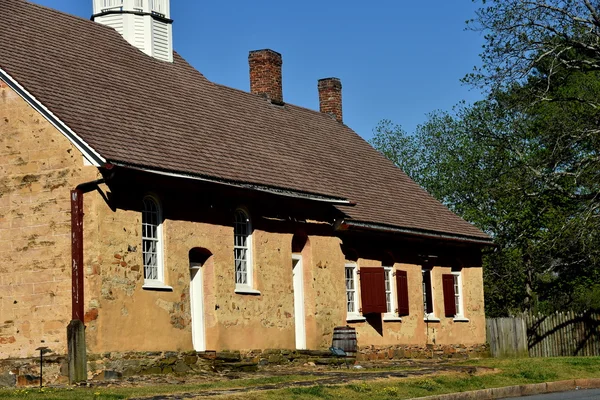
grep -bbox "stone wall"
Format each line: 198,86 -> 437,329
1,81 -> 488,362
356,344 -> 490,361
0,81 -> 101,359
0,344 -> 489,387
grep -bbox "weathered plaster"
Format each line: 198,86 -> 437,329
0,83 -> 100,358
1,82 -> 487,360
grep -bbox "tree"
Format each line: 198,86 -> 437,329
372,1 -> 600,316
467,0 -> 600,95
371,62 -> 600,316
469,0 -> 600,314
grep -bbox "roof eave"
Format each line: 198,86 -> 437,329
338,219 -> 495,246
108,161 -> 352,205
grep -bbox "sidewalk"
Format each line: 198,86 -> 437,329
418,378 -> 600,400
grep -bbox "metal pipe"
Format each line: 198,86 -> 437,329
71,178 -> 105,322
35,347 -> 49,388
71,189 -> 84,322
76,178 -> 105,193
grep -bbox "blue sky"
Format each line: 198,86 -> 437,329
31,0 -> 485,140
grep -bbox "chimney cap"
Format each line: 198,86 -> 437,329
318,77 -> 342,88
248,49 -> 282,62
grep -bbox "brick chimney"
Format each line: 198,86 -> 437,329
318,78 -> 342,123
249,49 -> 283,105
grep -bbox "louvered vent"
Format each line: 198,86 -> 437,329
152,19 -> 171,62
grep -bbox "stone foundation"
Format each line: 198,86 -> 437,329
357,344 -> 490,361
0,355 -> 68,388
0,344 -> 488,387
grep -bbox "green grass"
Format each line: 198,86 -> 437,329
2,357 -> 600,399
236,357 -> 600,399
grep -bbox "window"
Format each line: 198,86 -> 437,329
142,195 -> 165,288
383,266 -> 402,321
234,209 -> 258,294
384,267 -> 393,313
345,263 -> 363,321
100,0 -> 123,11
454,274 -> 461,315
422,268 -> 439,321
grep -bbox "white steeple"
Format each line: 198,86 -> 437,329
92,0 -> 173,62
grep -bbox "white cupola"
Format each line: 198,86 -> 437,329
92,0 -> 173,62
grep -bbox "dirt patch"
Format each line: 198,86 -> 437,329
86,361 -> 499,400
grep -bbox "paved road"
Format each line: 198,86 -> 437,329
510,389 -> 600,400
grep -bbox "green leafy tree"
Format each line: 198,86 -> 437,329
372,1 -> 600,316
371,65 -> 600,316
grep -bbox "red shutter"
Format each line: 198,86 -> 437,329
423,270 -> 434,314
395,270 -> 409,316
442,274 -> 456,317
359,267 -> 387,314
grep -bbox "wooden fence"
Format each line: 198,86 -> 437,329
487,311 -> 600,358
486,317 -> 528,358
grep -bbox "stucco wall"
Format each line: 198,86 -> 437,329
0,82 -> 101,358
1,81 -> 487,360
347,261 -> 486,349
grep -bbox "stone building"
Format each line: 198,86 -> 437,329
0,0 -> 492,379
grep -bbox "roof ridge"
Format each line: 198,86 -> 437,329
213,82 -> 343,121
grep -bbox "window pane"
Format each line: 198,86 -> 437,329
345,266 -> 356,314
347,291 -> 354,312
386,292 -> 391,312
142,196 -> 162,282
234,210 -> 251,285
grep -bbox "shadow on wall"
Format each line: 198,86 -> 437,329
189,247 -> 212,265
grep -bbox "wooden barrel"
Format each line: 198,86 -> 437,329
332,326 -> 357,356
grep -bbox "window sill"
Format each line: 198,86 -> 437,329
235,285 -> 261,295
424,316 -> 441,322
346,314 -> 366,323
453,316 -> 470,322
142,283 -> 173,291
383,316 -> 403,322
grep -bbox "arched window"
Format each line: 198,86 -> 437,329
234,209 -> 254,290
142,195 -> 164,286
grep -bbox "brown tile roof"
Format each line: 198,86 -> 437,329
0,0 -> 491,242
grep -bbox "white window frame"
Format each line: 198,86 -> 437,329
422,268 -> 440,322
234,208 -> 260,295
141,194 -> 170,290
451,270 -> 469,322
345,262 -> 364,322
383,266 -> 402,322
